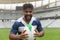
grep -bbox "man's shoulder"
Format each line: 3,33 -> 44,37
13,17 -> 23,26
16,17 -> 23,22
32,17 -> 36,20
15,16 -> 40,22
32,17 -> 40,22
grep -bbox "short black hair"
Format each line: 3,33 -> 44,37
23,3 -> 34,10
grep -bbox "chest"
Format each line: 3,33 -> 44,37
18,21 -> 37,32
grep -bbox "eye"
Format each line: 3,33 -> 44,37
25,11 -> 28,13
25,11 -> 32,13
29,11 -> 32,13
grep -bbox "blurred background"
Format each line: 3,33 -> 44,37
0,0 -> 60,40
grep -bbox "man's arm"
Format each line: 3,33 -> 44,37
34,19 -> 44,37
34,30 -> 44,37
39,30 -> 44,37
9,34 -> 20,40
9,21 -> 28,40
9,31 -> 28,40
9,21 -> 19,40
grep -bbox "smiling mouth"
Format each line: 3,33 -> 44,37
24,15 -> 32,21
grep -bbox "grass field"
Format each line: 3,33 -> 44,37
0,28 -> 60,40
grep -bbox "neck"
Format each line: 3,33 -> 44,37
23,17 -> 30,24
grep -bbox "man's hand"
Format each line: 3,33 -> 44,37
19,30 -> 28,39
9,30 -> 28,40
34,30 -> 40,37
34,30 -> 44,37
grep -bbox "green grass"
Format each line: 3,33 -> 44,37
0,28 -> 10,40
0,28 -> 60,40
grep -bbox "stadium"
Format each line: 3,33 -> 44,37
0,0 -> 60,40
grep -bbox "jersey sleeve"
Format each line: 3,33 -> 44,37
36,19 -> 43,32
10,21 -> 19,34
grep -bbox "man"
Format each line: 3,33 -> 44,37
9,3 -> 44,40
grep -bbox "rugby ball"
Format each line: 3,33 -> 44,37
18,25 -> 37,40
24,25 -> 37,40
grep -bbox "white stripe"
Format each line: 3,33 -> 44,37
17,16 -> 36,26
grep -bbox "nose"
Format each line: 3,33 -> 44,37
27,12 -> 31,14
27,12 -> 32,15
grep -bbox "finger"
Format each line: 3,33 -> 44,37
34,35 -> 37,37
34,33 -> 38,37
22,30 -> 26,33
22,35 -> 28,38
34,30 -> 38,33
26,33 -> 28,35
25,35 -> 29,38
25,38 -> 28,40
22,34 -> 28,36
34,33 -> 38,35
23,33 -> 27,35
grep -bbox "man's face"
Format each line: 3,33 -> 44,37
23,8 -> 33,21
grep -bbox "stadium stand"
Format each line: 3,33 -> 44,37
37,7 -> 60,28
41,19 -> 60,28
0,0 -> 40,4
35,7 -> 60,18
0,0 -> 60,28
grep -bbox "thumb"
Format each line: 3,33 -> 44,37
22,30 -> 26,33
34,30 -> 38,33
